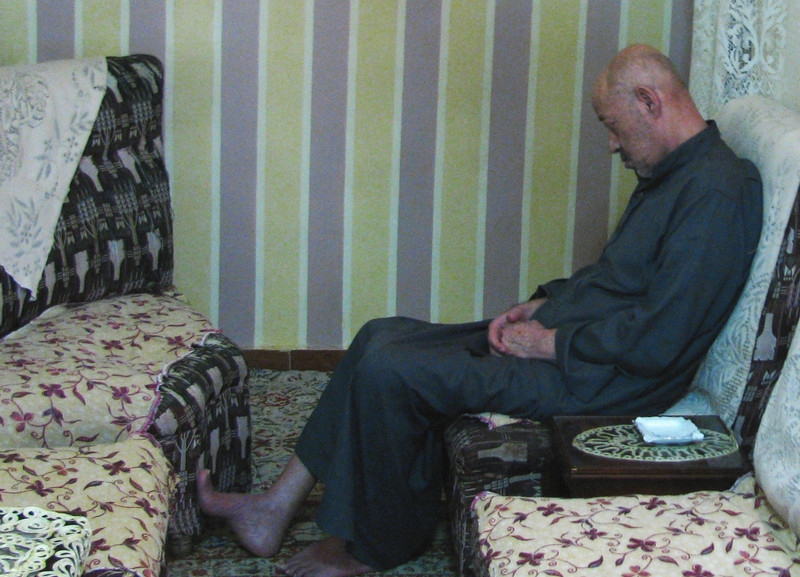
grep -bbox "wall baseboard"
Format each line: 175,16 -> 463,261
243,349 -> 346,372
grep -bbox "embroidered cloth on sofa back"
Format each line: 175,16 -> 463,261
0,54 -> 173,339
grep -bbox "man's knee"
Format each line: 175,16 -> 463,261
353,317 -> 421,357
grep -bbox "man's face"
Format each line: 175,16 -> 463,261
592,84 -> 659,177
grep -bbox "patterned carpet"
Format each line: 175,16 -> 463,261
166,369 -> 458,577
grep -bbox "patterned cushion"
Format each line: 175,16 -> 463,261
0,54 -> 172,340
445,415 -> 551,577
0,292 -> 220,450
472,475 -> 800,577
0,433 -> 175,577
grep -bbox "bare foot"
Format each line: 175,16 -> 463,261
278,537 -> 374,577
197,469 -> 289,557
198,456 -> 316,557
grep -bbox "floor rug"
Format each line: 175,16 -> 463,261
166,369 -> 459,577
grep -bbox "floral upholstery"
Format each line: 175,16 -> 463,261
473,475 -> 799,577
0,292 -> 217,449
0,433 -> 175,577
0,291 -> 252,557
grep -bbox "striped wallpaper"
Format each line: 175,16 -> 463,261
0,0 -> 693,350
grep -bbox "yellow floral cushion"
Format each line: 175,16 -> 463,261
0,292 -> 218,449
473,475 -> 800,577
0,433 -> 175,577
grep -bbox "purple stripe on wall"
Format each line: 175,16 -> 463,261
669,0 -> 694,86
306,1 -> 350,347
396,0 -> 442,321
571,0 -> 620,272
37,0 -> 73,62
217,1 -> 259,348
483,0 -> 532,317
130,0 -> 166,63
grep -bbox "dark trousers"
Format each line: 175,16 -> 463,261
294,316 -> 571,570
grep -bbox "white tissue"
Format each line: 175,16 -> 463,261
634,416 -> 705,444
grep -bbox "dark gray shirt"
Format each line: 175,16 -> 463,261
533,122 -> 763,412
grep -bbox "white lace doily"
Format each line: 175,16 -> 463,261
0,507 -> 91,577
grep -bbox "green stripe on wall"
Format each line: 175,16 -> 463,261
171,0 -> 215,316
436,0 -> 490,324
628,0 -> 672,50
526,0 -> 583,291
610,0 -> 672,229
261,0 -> 312,348
349,1 -> 402,337
80,0 -> 123,57
0,1 -> 30,65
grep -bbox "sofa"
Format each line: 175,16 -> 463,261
0,55 -> 251,576
447,94 -> 800,577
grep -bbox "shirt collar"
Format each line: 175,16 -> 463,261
636,121 -> 719,188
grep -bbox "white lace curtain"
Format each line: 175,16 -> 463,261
690,0 -> 800,118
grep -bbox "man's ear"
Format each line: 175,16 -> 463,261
635,86 -> 661,117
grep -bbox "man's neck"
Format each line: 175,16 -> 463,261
662,101 -> 708,153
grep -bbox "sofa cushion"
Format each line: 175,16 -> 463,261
0,54 -> 173,340
0,292 -> 219,449
472,475 -> 799,577
0,433 -> 175,577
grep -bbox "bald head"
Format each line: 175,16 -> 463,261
591,44 -> 707,177
597,44 -> 688,101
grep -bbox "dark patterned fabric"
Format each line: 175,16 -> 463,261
150,331 -> 252,557
444,415 -> 551,577
733,182 -> 800,461
0,54 -> 172,339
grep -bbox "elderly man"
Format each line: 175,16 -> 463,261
199,44 -> 762,577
